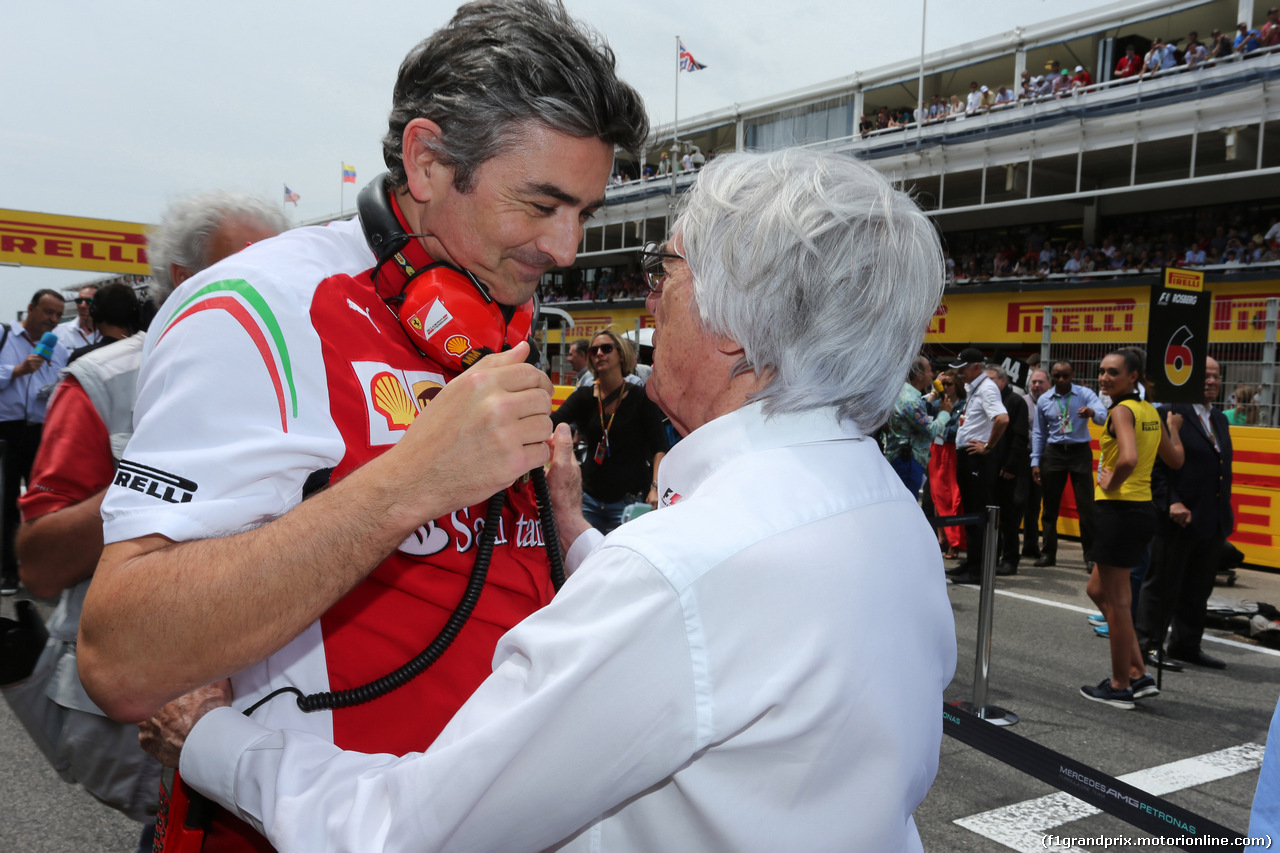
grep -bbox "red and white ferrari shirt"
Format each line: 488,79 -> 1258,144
101,216 -> 555,756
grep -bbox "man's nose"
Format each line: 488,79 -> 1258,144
538,214 -> 582,269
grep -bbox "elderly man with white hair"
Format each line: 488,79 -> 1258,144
151,149 -> 956,853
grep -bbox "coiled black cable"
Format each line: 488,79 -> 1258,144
262,465 -> 564,715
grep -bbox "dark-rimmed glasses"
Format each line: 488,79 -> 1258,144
74,297 -> 93,305
588,343 -> 615,356
640,241 -> 684,294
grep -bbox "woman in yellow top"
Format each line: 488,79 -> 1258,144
1081,350 -> 1184,710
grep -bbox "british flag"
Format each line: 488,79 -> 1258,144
678,40 -> 706,72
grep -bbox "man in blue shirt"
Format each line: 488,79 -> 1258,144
1030,360 -> 1106,567
0,288 -> 69,594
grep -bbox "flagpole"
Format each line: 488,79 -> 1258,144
671,35 -> 680,204
340,163 -> 345,217
282,184 -> 287,214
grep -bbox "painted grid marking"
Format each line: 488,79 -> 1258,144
954,742 -> 1265,851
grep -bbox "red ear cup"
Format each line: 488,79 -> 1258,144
397,262 -> 533,372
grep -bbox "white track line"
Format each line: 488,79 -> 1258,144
954,742 -> 1266,851
950,583 -> 1280,658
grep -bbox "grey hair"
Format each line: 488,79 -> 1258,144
675,149 -> 945,431
382,0 -> 648,193
147,192 -> 287,303
907,355 -> 931,382
986,364 -> 1010,381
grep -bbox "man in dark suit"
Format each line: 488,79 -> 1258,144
1136,357 -> 1233,669
986,365 -> 1030,576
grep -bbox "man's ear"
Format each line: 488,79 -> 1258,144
402,118 -> 447,203
715,333 -> 745,358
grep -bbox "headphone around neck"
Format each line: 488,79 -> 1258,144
357,174 -> 533,373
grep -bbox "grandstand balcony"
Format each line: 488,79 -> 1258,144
576,0 -> 1280,273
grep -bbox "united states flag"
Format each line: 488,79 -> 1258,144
284,185 -> 300,206
678,40 -> 706,72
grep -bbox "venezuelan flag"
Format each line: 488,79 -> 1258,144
342,163 -> 357,184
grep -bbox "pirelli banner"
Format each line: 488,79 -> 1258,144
1147,268 -> 1212,404
0,208 -> 152,275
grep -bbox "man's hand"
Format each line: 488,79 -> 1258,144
1076,405 -> 1095,419
378,342 -> 555,529
1169,502 -> 1192,527
12,354 -> 44,379
1000,469 -> 1015,480
940,396 -> 954,414
1165,410 -> 1184,434
546,423 -> 591,556
1031,465 -> 1041,485
139,680 -> 232,769
966,439 -> 988,455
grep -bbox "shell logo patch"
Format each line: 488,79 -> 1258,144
372,372 -> 417,430
444,334 -> 471,356
351,362 -> 446,445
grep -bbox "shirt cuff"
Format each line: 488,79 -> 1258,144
181,706 -> 273,822
565,526 -> 605,576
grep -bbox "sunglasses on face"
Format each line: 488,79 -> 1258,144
588,343 -> 615,356
74,297 -> 93,305
640,242 -> 685,294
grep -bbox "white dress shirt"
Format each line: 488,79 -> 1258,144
181,402 -> 957,852
956,372 -> 1007,448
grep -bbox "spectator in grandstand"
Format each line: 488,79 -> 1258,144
1137,358 -> 1230,670
1031,360 -> 1105,568
1023,367 -> 1051,561
550,329 -> 668,532
1052,70 -> 1072,97
930,371 -> 966,560
1035,75 -> 1056,97
1184,34 -> 1209,68
1209,28 -> 1235,61
881,355 -> 952,497
945,347 -> 1008,585
993,85 -> 1015,106
1226,384 -> 1261,425
567,338 -> 591,386
1263,7 -> 1280,47
966,81 -> 983,114
1072,65 -> 1094,88
55,285 -> 101,352
1081,351 -> 1184,709
985,365 -> 1030,576
1184,244 -> 1207,265
1115,44 -> 1143,79
1236,22 -> 1261,53
949,94 -> 965,116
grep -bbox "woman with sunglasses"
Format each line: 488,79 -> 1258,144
551,329 -> 669,534
927,370 -> 966,560
1081,350 -> 1184,709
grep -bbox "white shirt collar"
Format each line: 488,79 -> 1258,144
657,402 -> 862,508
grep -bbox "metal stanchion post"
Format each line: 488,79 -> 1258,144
958,505 -> 1018,726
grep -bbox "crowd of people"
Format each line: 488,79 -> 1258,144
863,11 -> 1280,136
879,345 -> 1239,711
946,214 -> 1280,284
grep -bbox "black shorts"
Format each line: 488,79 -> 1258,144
1092,500 -> 1157,567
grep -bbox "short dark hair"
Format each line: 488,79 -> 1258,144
383,0 -> 649,192
569,338 -> 589,356
90,283 -> 142,334
29,288 -> 64,308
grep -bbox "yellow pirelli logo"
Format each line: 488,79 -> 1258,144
0,208 -> 152,275
1164,268 -> 1204,293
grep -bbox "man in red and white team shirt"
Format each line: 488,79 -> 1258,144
77,1 -> 648,850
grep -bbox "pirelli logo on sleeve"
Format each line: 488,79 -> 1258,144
115,460 -> 198,504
